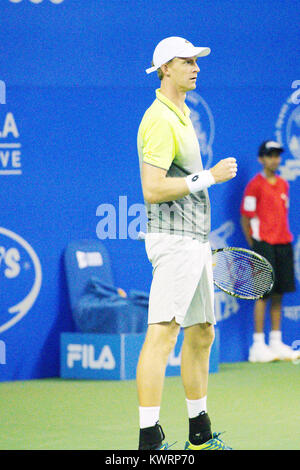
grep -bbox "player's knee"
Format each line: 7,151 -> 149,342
160,327 -> 180,358
200,325 -> 215,349
145,320 -> 180,358
187,324 -> 215,351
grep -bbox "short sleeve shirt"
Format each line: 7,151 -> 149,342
240,173 -> 293,244
137,89 -> 210,242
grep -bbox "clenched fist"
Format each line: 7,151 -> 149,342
210,158 -> 237,183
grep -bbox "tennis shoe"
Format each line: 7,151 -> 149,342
248,342 -> 279,363
157,441 -> 176,450
269,341 -> 300,361
184,432 -> 232,450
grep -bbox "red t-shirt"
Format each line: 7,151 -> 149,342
240,173 -> 293,244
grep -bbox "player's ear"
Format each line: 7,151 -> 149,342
161,63 -> 170,77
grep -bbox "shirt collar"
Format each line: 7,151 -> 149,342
155,89 -> 191,125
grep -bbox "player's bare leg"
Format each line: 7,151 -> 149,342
181,322 -> 215,446
137,318 -> 180,406
181,322 -> 214,400
136,318 -> 180,449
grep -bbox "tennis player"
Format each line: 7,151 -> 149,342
241,141 -> 298,363
136,37 -> 237,450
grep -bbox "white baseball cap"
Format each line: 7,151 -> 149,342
146,36 -> 211,74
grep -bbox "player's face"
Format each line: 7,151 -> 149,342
260,151 -> 281,173
166,56 -> 200,91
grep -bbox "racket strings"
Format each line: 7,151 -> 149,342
213,250 -> 274,298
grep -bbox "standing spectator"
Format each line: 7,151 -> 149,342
240,141 -> 298,362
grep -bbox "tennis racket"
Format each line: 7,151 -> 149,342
212,247 -> 274,300
137,232 -> 274,300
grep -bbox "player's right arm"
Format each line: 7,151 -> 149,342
142,159 -> 238,204
142,163 -> 190,203
140,117 -> 237,204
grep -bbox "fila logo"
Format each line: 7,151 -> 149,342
67,344 -> 116,370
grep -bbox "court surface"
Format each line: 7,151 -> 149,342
0,361 -> 299,450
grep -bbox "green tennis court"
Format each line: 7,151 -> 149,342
1,361 -> 299,450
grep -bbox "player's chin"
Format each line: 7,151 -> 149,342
188,79 -> 197,89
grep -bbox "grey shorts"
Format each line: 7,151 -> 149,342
145,233 -> 216,327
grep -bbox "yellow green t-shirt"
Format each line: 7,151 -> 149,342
137,89 -> 210,241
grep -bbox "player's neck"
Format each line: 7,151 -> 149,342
160,82 -> 186,113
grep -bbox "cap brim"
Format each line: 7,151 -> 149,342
194,47 -> 211,57
145,46 -> 211,74
145,65 -> 158,74
177,46 -> 211,59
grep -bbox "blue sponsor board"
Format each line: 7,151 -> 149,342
60,328 -> 219,380
60,333 -> 121,380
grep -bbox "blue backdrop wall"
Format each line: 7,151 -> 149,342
0,0 -> 300,380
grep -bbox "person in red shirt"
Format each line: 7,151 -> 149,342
240,141 -> 297,362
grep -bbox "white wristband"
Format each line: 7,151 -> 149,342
185,170 -> 215,193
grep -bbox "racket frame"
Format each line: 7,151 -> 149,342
212,246 -> 275,300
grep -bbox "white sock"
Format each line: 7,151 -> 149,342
186,397 -> 207,419
269,330 -> 282,344
139,406 -> 160,429
253,332 -> 265,344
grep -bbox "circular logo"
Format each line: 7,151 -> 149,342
186,91 -> 215,169
0,228 -> 42,333
275,87 -> 300,180
286,106 -> 300,159
275,87 -> 300,181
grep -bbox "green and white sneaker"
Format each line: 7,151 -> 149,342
184,432 -> 232,450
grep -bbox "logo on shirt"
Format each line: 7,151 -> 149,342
275,82 -> 300,181
186,92 -> 215,169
